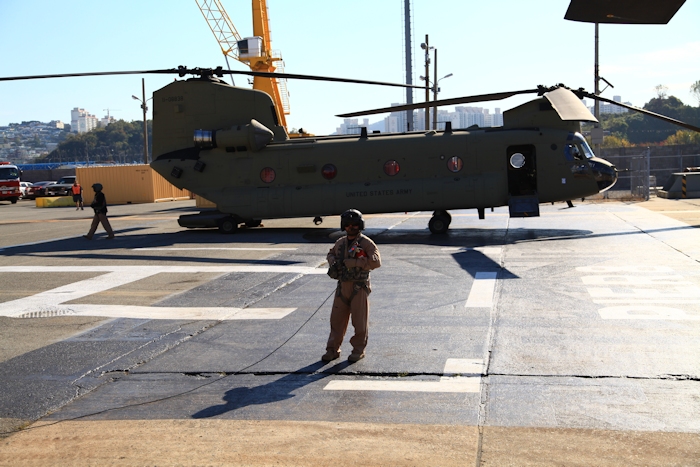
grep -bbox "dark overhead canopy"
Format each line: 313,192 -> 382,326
565,0 -> 686,24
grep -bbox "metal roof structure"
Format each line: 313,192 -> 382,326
564,0 -> 686,24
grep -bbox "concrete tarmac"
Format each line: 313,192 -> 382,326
0,197 -> 698,466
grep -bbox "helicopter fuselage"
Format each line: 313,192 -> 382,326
150,78 -> 617,232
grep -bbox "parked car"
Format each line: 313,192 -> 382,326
24,181 -> 56,200
45,176 -> 77,196
19,181 -> 31,198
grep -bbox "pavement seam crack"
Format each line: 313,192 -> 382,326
485,372 -> 700,382
69,322 -> 204,391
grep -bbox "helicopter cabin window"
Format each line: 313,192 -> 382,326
260,167 -> 276,183
321,164 -> 337,180
384,160 -> 400,176
447,156 -> 463,173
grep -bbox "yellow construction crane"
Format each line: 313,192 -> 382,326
195,0 -> 293,134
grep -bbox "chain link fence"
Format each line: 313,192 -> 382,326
596,146 -> 700,201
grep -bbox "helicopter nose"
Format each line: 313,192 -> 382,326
589,157 -> 618,192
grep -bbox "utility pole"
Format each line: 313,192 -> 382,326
141,79 -> 149,164
403,0 -> 413,132
132,78 -> 150,164
432,48 -> 438,130
423,34 -> 430,131
592,23 -> 602,155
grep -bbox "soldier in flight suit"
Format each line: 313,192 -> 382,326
323,209 -> 381,363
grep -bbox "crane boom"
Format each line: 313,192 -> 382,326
195,0 -> 242,59
195,0 -> 291,132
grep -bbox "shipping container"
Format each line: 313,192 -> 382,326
76,165 -> 193,205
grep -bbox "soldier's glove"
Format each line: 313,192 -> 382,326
327,259 -> 345,280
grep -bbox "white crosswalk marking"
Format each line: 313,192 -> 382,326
0,265 -> 325,320
465,272 -> 498,308
323,358 -> 483,393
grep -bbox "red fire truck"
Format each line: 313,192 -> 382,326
0,162 -> 22,204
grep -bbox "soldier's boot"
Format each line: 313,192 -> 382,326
348,352 -> 365,362
322,350 -> 340,362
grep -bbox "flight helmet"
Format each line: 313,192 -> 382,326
340,209 -> 365,230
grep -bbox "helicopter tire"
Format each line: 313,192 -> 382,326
218,217 -> 239,234
428,214 -> 450,234
433,210 -> 451,223
245,219 -> 262,228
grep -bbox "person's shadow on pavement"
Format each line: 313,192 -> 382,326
191,360 -> 346,418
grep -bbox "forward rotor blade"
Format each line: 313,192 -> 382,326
222,70 -> 425,89
581,91 -> 700,133
0,67 -> 423,90
337,89 -> 542,118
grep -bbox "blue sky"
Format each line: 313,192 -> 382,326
1,0 -> 698,135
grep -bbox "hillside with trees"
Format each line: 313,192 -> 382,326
37,120 -> 152,164
595,81 -> 700,147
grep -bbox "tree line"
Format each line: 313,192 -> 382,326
593,80 -> 700,147
37,120 -> 152,164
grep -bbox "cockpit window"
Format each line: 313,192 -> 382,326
570,132 -> 595,159
565,144 -> 584,161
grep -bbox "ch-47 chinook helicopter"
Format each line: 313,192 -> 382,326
146,67 -> 700,233
3,66 -> 699,233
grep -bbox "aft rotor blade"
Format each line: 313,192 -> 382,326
582,92 -> 700,133
337,89 -> 542,118
222,70 -> 424,89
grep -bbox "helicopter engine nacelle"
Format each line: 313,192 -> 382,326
194,119 -> 274,153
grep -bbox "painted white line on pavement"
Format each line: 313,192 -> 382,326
0,265 -> 327,274
16,305 -> 296,320
0,265 -> 325,319
324,358 -> 482,393
324,378 -> 480,393
440,247 -> 502,255
465,272 -> 498,308
443,358 -> 484,376
133,247 -> 298,251
599,306 -> 700,321
587,287 -> 700,299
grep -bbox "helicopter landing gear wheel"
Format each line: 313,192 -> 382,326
428,212 -> 451,234
313,216 -> 323,225
245,219 -> 262,228
433,210 -> 451,223
218,217 -> 239,234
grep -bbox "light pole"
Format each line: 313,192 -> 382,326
433,72 -> 453,130
420,36 -> 433,131
132,78 -> 152,164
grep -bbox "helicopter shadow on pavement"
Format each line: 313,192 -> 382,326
191,360 -> 347,419
0,227 -> 311,266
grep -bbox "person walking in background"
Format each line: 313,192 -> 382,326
72,180 -> 83,210
83,183 -> 114,240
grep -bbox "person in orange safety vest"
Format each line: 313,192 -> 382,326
71,181 -> 83,210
